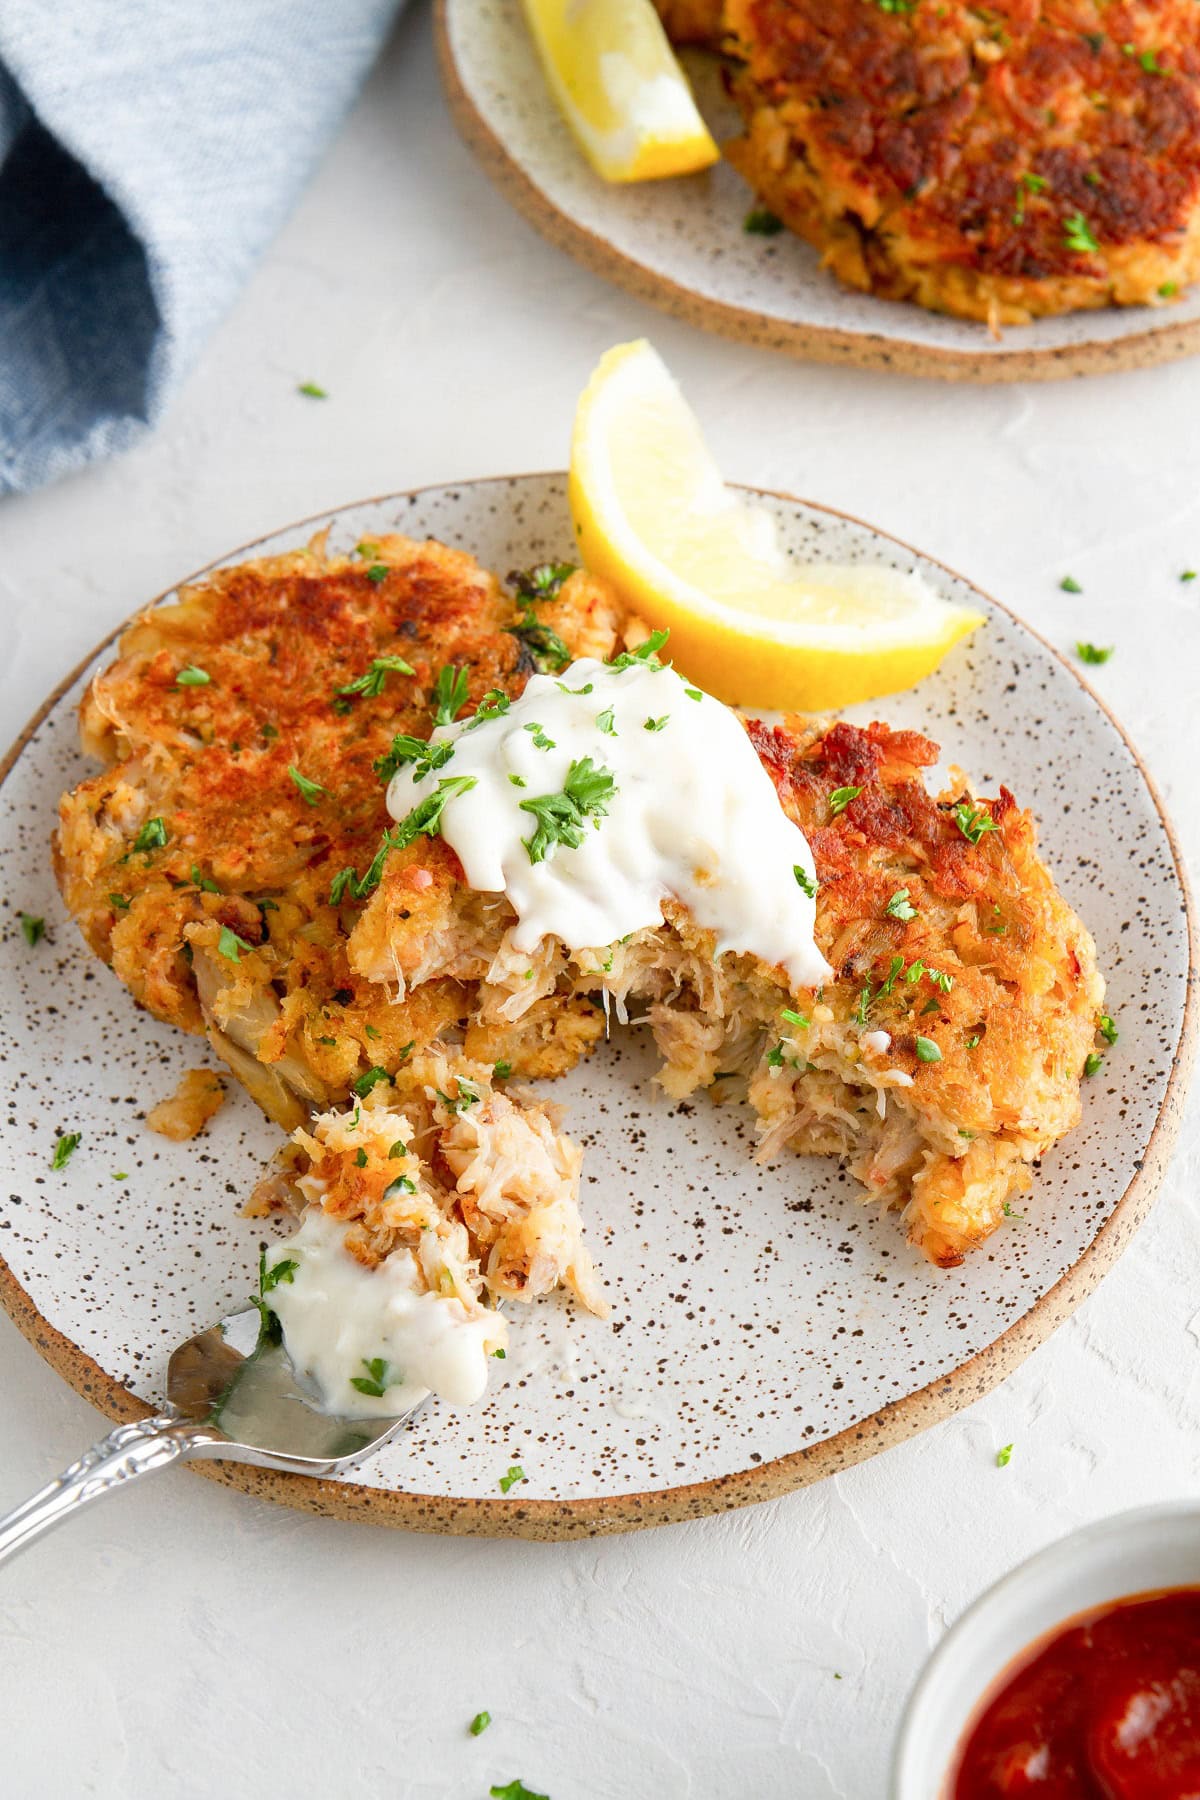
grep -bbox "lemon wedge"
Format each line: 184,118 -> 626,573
521,0 -> 719,183
569,341 -> 986,711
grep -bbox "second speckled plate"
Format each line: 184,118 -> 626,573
0,474 -> 1193,1538
436,0 -> 1200,384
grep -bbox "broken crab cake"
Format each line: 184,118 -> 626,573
56,529 -> 1104,1332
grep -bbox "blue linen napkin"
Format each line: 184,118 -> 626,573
0,0 -> 401,495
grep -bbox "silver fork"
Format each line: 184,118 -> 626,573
0,1303 -> 421,1566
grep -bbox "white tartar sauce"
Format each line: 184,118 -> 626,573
265,1210 -> 498,1419
386,654 -> 829,987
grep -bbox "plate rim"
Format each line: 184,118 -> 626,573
1,471 -> 1195,1541
435,0 -> 1200,387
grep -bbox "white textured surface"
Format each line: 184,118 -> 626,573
1,7 -> 1199,1796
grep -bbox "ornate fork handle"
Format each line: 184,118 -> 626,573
0,1415 -> 228,1567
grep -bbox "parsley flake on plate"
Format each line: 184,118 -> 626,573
51,1132 -> 81,1171
490,1784 -> 549,1800
297,381 -> 327,398
470,1712 -> 492,1737
1059,575 -> 1083,594
1076,642 -> 1113,665
996,1443 -> 1013,1468
520,758 -> 617,865
1084,1051 -> 1104,1076
18,912 -> 44,946
744,206 -> 783,235
499,1465 -> 527,1495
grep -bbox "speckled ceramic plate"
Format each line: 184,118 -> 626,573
436,0 -> 1200,384
0,475 -> 1193,1540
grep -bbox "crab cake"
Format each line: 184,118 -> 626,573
57,533 -> 1104,1273
663,0 -> 1200,324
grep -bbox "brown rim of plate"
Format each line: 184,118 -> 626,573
1,474 -> 1195,1542
434,1 -> 1200,387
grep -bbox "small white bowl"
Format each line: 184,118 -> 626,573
891,1500 -> 1200,1799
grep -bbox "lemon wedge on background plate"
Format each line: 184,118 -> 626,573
521,0 -> 719,183
569,341 -> 985,711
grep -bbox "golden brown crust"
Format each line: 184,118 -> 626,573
672,0 -> 1200,322
56,537 -> 1104,1267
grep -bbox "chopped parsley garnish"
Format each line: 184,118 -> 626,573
764,1042 -> 785,1069
463,690 -> 512,732
490,1785 -> 548,1800
1002,1202 -> 1025,1221
965,1033 -> 982,1049
915,1036 -> 942,1063
365,564 -> 389,585
524,722 -> 555,751
744,206 -> 784,235
469,1711 -> 492,1737
781,1009 -> 810,1029
51,1132 -> 80,1171
556,680 -> 593,696
297,381 -> 327,398
336,655 -> 415,701
595,707 -> 617,737
498,1464 -> 526,1494
217,925 -> 256,962
176,665 -> 211,687
112,1172 -> 129,1181
190,864 -> 221,893
520,758 -> 617,865
109,893 -> 131,911
684,686 -> 702,701
1060,575 -> 1083,593
1098,1013 -> 1118,1045
332,776 -> 479,902
494,1060 -> 512,1078
354,1148 -> 368,1168
953,801 -> 998,845
1076,642 -> 1113,665
385,1174 -> 416,1199
828,786 -> 861,819
509,774 -> 526,788
793,865 -> 817,899
288,765 -> 326,805
350,1357 -> 394,1398
996,1444 -> 1013,1468
885,888 -> 917,921
509,562 -> 575,602
1181,569 -> 1196,582
373,733 -> 455,784
261,1257 -> 298,1294
436,1078 -> 480,1114
643,715 -> 669,732
132,816 -> 168,854
353,1066 -> 391,1097
1084,1051 -> 1104,1076
1160,282 -> 1179,299
608,628 -> 670,672
19,912 -> 44,946
1062,212 -> 1099,253
433,664 -> 470,725
504,569 -> 575,672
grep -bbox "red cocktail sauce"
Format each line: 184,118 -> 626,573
950,1588 -> 1200,1798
